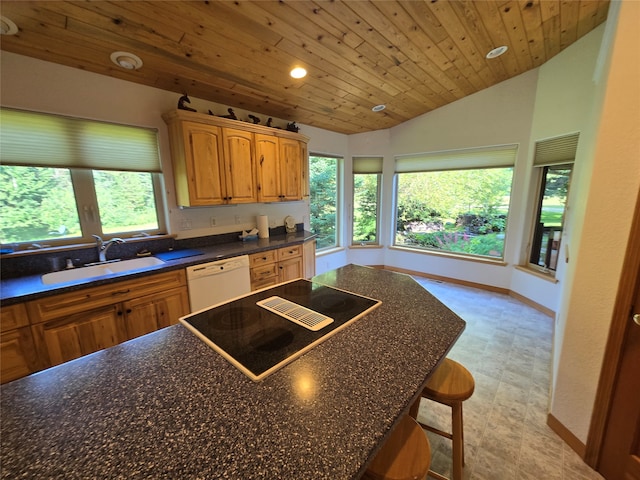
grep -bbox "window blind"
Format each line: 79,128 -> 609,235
353,156 -> 383,174
533,132 -> 580,166
395,144 -> 518,173
0,107 -> 161,172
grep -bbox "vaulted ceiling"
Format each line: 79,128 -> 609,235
0,1 -> 610,134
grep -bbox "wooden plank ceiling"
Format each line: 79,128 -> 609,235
0,0 -> 609,134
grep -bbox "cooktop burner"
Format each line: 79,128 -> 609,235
180,279 -> 381,381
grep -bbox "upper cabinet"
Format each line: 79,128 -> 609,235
163,110 -> 309,207
255,134 -> 305,202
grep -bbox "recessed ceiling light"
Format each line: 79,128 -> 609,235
0,16 -> 18,36
290,67 -> 307,79
110,51 -> 143,70
372,104 -> 386,112
486,46 -> 508,59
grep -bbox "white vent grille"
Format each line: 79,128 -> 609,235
257,296 -> 334,331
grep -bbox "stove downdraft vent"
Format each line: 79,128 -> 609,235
257,296 -> 334,331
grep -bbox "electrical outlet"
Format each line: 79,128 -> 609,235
210,217 -> 216,227
180,219 -> 192,230
234,215 -> 241,224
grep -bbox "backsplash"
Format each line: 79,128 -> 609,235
0,225 -> 300,279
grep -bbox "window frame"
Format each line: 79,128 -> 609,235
526,163 -> 573,274
351,156 -> 383,247
308,153 -> 342,252
392,144 -> 518,261
0,108 -> 167,248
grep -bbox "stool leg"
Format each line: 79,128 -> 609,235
451,401 -> 463,480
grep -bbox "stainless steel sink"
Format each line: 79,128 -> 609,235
41,257 -> 165,285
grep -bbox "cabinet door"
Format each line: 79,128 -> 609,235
1,327 -> 40,384
278,257 -> 303,283
222,128 -> 257,203
182,121 -> 226,205
255,134 -> 281,202
279,137 -> 303,200
123,287 -> 189,340
303,239 -> 316,279
32,305 -> 126,368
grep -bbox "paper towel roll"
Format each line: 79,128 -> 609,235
257,215 -> 269,239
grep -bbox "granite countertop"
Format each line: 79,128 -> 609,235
0,264 -> 465,479
0,231 -> 315,305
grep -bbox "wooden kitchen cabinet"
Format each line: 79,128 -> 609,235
1,303 -> 40,384
26,270 -> 189,370
163,110 -> 308,206
171,120 -> 227,206
31,305 -> 125,368
255,134 -> 304,202
249,245 -> 303,290
123,287 -> 189,340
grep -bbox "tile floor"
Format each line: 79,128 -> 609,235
411,276 -> 604,480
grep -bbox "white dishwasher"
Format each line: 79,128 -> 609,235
186,255 -> 251,312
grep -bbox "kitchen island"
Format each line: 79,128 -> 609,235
0,264 -> 465,479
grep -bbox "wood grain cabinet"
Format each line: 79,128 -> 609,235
249,245 -> 304,291
1,303 -> 40,384
26,270 -> 189,370
163,110 -> 308,207
255,134 -> 304,202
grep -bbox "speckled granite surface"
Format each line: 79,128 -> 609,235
0,264 -> 465,479
0,231 -> 314,305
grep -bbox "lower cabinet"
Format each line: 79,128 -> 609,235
249,245 -> 304,290
25,270 -> 189,373
0,303 -> 40,384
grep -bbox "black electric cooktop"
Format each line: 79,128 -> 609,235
180,279 -> 381,381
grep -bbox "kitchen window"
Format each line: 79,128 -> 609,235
0,108 -> 166,247
309,154 -> 341,250
394,145 -> 517,260
352,156 -> 382,246
527,133 -> 578,274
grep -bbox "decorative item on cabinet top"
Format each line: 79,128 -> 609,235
175,94 -> 300,132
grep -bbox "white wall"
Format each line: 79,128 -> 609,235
511,22 -> 606,314
382,69 -> 539,292
550,0 -> 640,444
0,52 -> 310,239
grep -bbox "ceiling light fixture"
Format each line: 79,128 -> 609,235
0,16 -> 18,36
372,104 -> 386,112
290,67 -> 307,79
486,46 -> 508,59
110,51 -> 143,70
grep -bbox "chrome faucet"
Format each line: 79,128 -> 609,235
92,235 -> 125,262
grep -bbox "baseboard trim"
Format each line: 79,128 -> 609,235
509,290 -> 556,318
548,413 -> 587,458
378,265 -> 555,317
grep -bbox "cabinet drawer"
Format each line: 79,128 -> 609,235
251,264 -> 278,282
278,245 -> 302,261
27,270 -> 187,323
1,303 -> 29,333
251,277 -> 279,291
249,250 -> 277,267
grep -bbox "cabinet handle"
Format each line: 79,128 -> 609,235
117,310 -> 123,316
126,309 -> 132,314
260,154 -> 264,166
112,289 -> 131,296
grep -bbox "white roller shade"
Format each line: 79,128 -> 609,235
353,156 -> 383,174
0,108 -> 161,172
395,144 -> 517,173
533,132 -> 579,166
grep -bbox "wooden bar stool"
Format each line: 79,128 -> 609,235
416,358 -> 475,480
363,415 -> 432,480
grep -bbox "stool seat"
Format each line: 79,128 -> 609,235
417,358 -> 475,480
422,358 -> 474,403
364,415 -> 431,480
